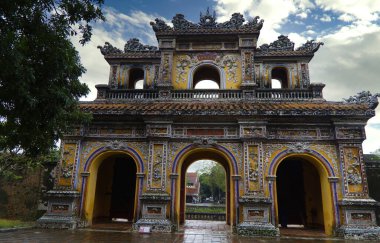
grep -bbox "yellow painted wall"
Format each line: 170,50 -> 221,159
93,158 -> 114,219
171,53 -> 242,90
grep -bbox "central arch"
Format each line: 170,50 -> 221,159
172,145 -> 238,228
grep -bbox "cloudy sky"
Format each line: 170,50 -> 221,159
72,0 -> 380,154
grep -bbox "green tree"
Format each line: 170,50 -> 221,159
0,0 -> 104,178
199,162 -> 226,202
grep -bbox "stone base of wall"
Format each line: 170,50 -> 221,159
336,226 -> 380,240
236,222 -> 279,237
37,215 -> 85,229
133,218 -> 175,233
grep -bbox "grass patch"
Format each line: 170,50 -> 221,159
0,219 -> 31,228
186,205 -> 226,214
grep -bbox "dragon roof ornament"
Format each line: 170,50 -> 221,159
150,9 -> 263,33
97,42 -> 122,55
344,91 -> 380,109
98,38 -> 158,56
258,35 -> 324,54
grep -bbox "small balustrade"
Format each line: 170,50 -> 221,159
95,84 -> 324,101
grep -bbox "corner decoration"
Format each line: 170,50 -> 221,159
344,91 -> 380,109
258,35 -> 324,53
97,38 -> 158,55
150,8 -> 264,32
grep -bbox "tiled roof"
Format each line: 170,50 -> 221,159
80,100 -> 370,116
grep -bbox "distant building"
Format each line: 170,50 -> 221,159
186,172 -> 200,203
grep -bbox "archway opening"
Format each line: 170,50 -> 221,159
271,67 -> 288,88
276,157 -> 325,233
178,150 -> 232,228
185,161 -> 226,221
193,65 -> 220,89
92,155 -> 137,225
128,68 -> 144,89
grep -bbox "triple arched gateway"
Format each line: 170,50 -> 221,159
38,10 -> 380,239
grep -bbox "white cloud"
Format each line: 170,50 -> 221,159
71,7 -> 166,100
214,0 -> 300,44
315,0 -> 380,22
308,21 -> 380,153
320,14 -> 332,22
297,12 -> 308,19
295,0 -> 315,9
338,13 -> 356,22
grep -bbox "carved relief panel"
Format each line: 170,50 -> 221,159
240,126 -> 266,138
336,127 -> 364,140
340,145 -> 368,196
147,124 -> 171,137
160,53 -> 172,83
109,65 -> 118,88
244,143 -> 264,195
57,141 -> 79,188
147,142 -> 168,191
300,63 -> 310,88
241,51 -> 254,82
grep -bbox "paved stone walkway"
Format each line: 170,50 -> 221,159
0,221 -> 365,243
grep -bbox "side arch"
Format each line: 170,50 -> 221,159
268,149 -> 339,235
80,146 -> 145,225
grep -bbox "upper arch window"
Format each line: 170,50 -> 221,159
128,68 -> 144,89
192,65 -> 220,89
271,67 -> 288,89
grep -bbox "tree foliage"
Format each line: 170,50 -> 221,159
198,162 -> 226,202
0,0 -> 104,158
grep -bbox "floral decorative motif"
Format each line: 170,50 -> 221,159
287,142 -> 310,153
175,56 -> 191,83
345,150 -> 363,185
222,56 -> 238,83
61,164 -> 74,179
153,153 -> 163,181
199,8 -> 217,27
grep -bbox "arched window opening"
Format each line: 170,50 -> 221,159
271,79 -> 282,89
128,68 -> 144,89
271,67 -> 288,89
134,79 -> 144,89
194,80 -> 220,89
193,65 -> 220,89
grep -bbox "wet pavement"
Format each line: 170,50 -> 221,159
0,221 -> 368,243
